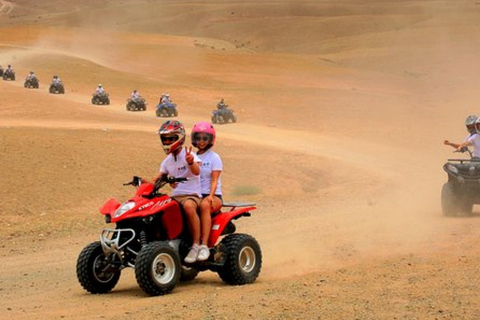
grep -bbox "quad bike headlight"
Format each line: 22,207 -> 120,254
113,201 -> 135,218
446,164 -> 459,175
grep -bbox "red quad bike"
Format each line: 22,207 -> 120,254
76,176 -> 262,296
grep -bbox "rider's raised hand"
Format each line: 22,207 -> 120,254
185,146 -> 194,165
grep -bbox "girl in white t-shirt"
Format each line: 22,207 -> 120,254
191,122 -> 223,261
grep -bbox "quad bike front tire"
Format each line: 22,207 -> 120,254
76,241 -> 121,294
212,115 -> 217,124
441,182 -> 467,217
218,233 -> 262,285
231,114 -> 237,123
135,241 -> 181,296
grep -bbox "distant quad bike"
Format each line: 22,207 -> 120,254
211,107 -> 237,124
156,102 -> 178,117
91,92 -> 110,105
76,176 -> 261,296
441,148 -> 480,216
2,69 -> 15,81
24,77 -> 39,89
49,82 -> 65,94
126,98 -> 146,111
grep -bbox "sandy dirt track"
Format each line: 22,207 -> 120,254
2,1 -> 480,319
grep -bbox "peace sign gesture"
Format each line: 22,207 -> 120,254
185,146 -> 194,165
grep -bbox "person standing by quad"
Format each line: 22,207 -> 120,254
444,115 -> 480,158
142,120 -> 204,263
191,122 -> 223,261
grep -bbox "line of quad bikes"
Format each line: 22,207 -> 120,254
2,66 -> 257,297
1,66 -> 237,124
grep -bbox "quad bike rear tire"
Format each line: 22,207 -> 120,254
135,241 -> 181,296
76,241 -> 121,294
218,233 -> 262,285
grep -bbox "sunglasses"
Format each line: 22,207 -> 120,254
195,136 -> 210,142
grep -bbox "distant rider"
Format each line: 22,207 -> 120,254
26,71 -> 36,80
6,65 -> 13,74
217,98 -> 227,110
444,114 -> 480,158
131,89 -> 140,100
52,75 -> 61,84
96,84 -> 105,94
160,93 -> 171,105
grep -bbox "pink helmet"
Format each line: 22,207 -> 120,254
157,120 -> 186,154
191,121 -> 216,148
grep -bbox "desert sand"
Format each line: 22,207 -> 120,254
2,0 -> 480,319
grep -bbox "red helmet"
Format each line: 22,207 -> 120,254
157,120 -> 186,154
191,121 -> 216,148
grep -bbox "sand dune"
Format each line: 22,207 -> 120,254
2,1 -> 480,319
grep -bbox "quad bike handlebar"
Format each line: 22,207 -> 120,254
123,175 -> 187,191
453,147 -> 473,158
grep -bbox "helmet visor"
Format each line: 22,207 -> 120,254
161,134 -> 179,144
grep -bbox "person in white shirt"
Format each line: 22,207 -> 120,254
131,89 -> 140,100
96,84 -> 104,94
52,75 -> 61,84
142,120 -> 203,263
26,71 -> 36,80
444,115 -> 480,159
191,121 -> 223,261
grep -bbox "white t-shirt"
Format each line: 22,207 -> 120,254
198,149 -> 223,196
467,133 -> 480,158
160,148 -> 202,197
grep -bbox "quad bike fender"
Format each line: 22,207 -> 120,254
208,205 -> 256,246
100,198 -> 121,216
160,201 -> 183,239
135,183 -> 154,196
